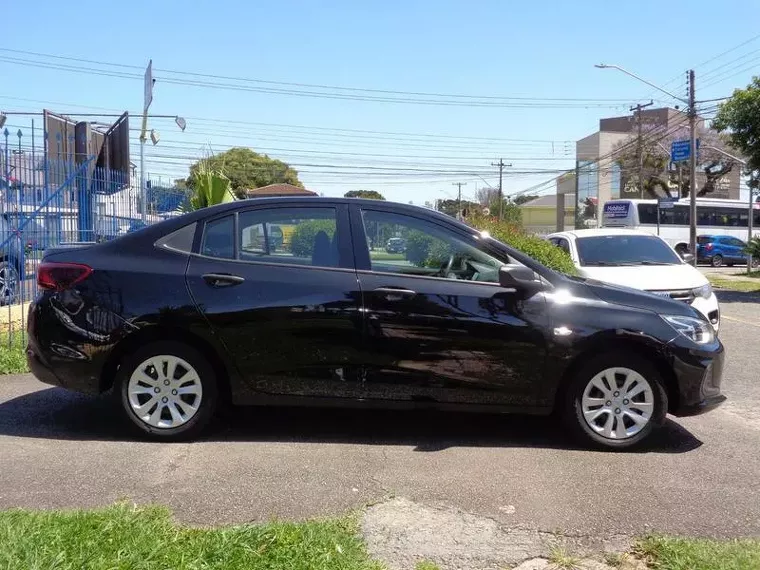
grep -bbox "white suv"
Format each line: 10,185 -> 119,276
547,228 -> 720,331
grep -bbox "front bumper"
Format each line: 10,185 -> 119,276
668,336 -> 726,417
690,293 -> 720,332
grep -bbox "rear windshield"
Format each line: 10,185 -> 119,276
575,235 -> 682,266
697,236 -> 713,244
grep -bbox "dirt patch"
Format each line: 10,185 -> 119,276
361,497 -> 636,570
0,302 -> 31,334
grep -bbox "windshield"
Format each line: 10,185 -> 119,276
575,235 -> 682,266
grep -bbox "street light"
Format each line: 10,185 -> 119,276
596,63 -> 698,265
594,64 -> 688,104
702,145 -> 755,273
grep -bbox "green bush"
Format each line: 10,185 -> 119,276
471,215 -> 577,275
404,231 -> 452,268
289,220 -> 336,257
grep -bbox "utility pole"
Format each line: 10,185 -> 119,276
452,182 -> 467,220
688,69 -> 698,265
491,159 -> 512,219
631,100 -> 654,197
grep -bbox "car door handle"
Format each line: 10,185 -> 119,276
373,287 -> 416,300
202,273 -> 245,287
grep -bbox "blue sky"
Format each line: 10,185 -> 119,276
2,0 -> 759,204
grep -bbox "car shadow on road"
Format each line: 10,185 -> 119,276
0,387 -> 703,454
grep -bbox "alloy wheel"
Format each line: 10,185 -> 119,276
0,263 -> 19,304
127,355 -> 203,429
581,367 -> 654,440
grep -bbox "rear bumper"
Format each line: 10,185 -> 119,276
26,300 -> 104,395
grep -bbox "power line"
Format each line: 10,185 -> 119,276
0,47 -> 640,106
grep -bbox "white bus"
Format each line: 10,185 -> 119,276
601,198 -> 760,255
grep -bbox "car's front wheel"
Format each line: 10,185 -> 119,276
116,341 -> 218,441
564,353 -> 668,450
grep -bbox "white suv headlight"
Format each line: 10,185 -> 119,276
692,283 -> 713,300
662,315 -> 714,344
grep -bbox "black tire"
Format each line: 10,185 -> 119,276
675,244 -> 688,257
115,341 -> 218,441
563,352 -> 668,451
711,254 -> 723,268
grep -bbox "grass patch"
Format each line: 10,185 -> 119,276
548,546 -> 581,569
637,535 -> 760,570
0,332 -> 28,375
368,251 -> 405,261
415,562 -> 441,570
0,503 -> 383,570
707,276 -> 760,293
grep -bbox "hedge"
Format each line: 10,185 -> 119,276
470,215 -> 578,275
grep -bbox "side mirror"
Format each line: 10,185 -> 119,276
499,265 -> 545,294
681,252 -> 695,264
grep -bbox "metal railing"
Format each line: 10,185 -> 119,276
2,126 -> 188,345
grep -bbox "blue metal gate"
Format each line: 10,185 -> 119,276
1,120 -> 188,346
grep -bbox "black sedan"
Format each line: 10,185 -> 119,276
26,197 -> 726,449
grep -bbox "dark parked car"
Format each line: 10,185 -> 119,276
385,237 -> 406,253
27,198 -> 726,449
697,234 -> 757,268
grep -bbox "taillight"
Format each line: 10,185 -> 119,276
706,243 -> 714,251
37,262 -> 93,291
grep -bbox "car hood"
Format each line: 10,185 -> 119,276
577,263 -> 707,292
572,278 -> 699,317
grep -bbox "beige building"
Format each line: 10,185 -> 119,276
557,107 -> 741,229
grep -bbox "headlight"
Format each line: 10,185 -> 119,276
692,283 -> 712,299
662,315 -> 714,344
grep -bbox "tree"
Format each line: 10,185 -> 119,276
436,199 -> 480,218
188,147 -> 303,199
714,77 -> 760,193
475,187 -> 522,225
344,190 -> 386,200
611,123 -> 737,199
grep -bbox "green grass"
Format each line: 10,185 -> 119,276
0,503 -> 384,570
414,562 -> 441,570
0,332 -> 28,375
368,251 -> 405,261
637,535 -> 760,570
547,546 -> 581,569
707,275 -> 760,293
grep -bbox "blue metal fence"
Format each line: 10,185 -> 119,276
1,122 -> 190,345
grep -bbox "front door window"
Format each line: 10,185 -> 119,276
361,209 -> 508,283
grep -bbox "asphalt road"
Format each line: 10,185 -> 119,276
1,290 -> 759,539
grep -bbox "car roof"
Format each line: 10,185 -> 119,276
548,228 -> 659,239
101,196 -> 472,249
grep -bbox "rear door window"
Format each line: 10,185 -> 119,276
237,207 -> 342,268
201,216 -> 234,259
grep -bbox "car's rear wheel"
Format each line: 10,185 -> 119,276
0,260 -> 20,307
116,341 -> 218,441
711,254 -> 723,267
564,353 -> 667,450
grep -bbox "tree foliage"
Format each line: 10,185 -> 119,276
474,187 -> 523,224
469,214 -> 577,275
714,77 -> 760,193
344,190 -> 386,200
188,148 -> 303,199
289,220 -> 335,258
611,123 -> 737,199
436,199 -> 480,218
